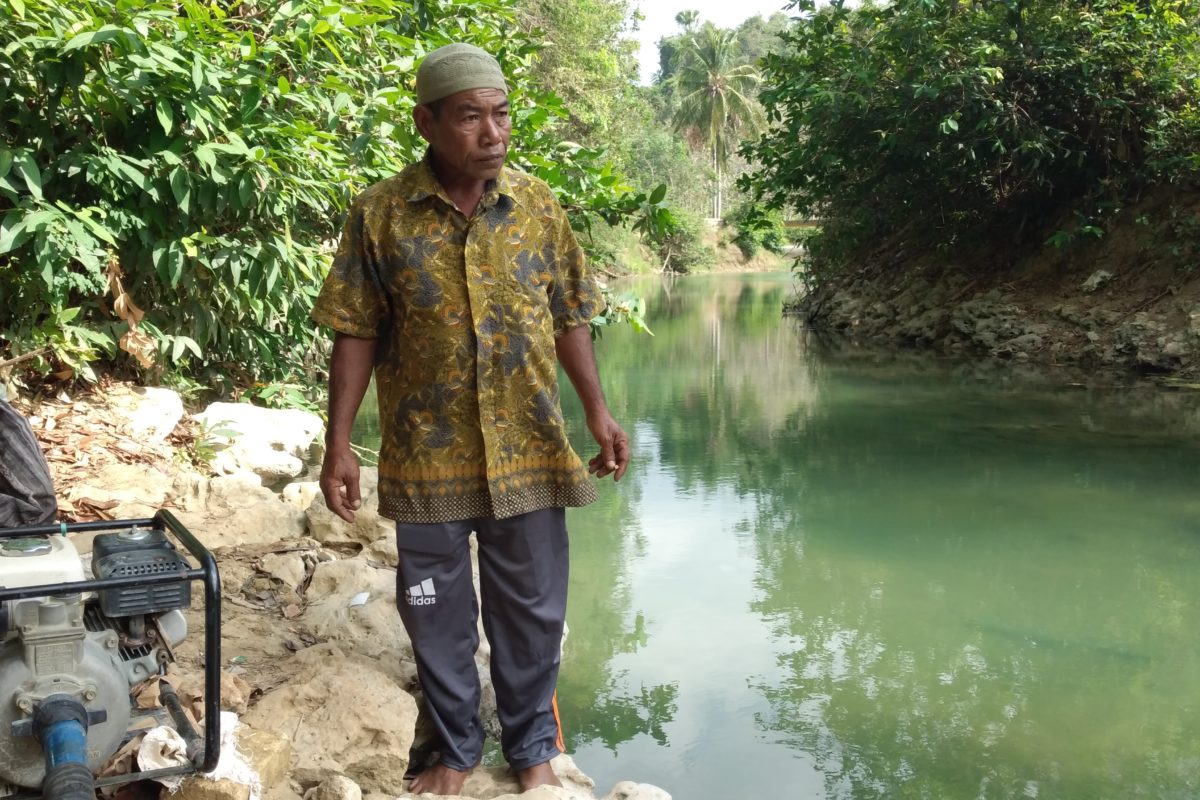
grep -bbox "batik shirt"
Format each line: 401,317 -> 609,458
312,157 -> 602,522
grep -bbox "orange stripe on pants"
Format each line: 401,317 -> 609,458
552,691 -> 566,753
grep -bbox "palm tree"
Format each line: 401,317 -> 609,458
675,9 -> 700,32
670,23 -> 764,219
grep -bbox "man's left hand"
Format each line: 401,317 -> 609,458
587,412 -> 629,482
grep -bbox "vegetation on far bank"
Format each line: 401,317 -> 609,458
742,0 -> 1200,289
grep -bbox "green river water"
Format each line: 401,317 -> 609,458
356,272 -> 1200,799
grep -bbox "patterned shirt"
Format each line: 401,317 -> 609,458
312,156 -> 602,522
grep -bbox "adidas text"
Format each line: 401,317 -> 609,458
406,578 -> 437,606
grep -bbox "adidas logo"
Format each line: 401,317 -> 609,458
405,578 -> 437,606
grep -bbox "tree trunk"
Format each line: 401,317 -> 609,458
712,144 -> 723,220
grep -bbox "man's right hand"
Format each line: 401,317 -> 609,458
320,446 -> 362,522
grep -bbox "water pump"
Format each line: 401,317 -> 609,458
0,512 -> 221,799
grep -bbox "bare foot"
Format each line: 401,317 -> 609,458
516,761 -> 562,792
408,763 -> 470,796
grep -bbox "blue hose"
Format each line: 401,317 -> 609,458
41,719 -> 88,768
34,697 -> 95,800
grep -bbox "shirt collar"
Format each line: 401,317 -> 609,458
406,151 -> 517,214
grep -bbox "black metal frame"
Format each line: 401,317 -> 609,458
0,509 -> 221,789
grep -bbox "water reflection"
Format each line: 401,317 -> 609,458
556,274 -> 1200,799
351,273 -> 1200,797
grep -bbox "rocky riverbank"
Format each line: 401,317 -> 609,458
10,385 -> 670,800
794,196 -> 1200,382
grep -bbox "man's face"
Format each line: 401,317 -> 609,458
415,88 -> 511,186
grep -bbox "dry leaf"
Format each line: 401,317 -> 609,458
133,675 -> 164,709
119,328 -> 156,369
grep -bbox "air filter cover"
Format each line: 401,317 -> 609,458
92,528 -> 191,616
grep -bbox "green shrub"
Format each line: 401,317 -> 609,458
742,0 -> 1200,278
725,200 -> 787,258
659,209 -> 716,273
0,0 -> 672,395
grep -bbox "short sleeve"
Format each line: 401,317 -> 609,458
546,197 -> 603,337
311,199 -> 389,338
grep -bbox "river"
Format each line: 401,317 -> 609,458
357,272 -> 1200,799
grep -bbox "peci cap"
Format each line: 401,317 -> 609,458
415,43 -> 509,106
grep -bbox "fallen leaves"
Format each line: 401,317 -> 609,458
12,382 -> 184,521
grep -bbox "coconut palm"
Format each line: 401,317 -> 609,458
671,23 -> 764,219
675,9 -> 700,32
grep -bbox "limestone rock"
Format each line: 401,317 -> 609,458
66,462 -> 173,520
173,473 -> 307,549
400,753 -> 593,800
343,759 -> 407,796
1163,338 -> 1190,358
243,645 -> 418,778
601,782 -> 673,800
195,402 -> 324,482
305,467 -> 394,547
299,557 -> 408,658
259,552 -> 308,590
304,775 -> 362,800
113,386 -> 185,444
282,481 -> 320,511
239,727 -> 293,790
550,754 -> 596,794
167,725 -> 291,800
1081,269 -> 1114,293
167,775 -> 251,800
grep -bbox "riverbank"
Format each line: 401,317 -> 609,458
7,385 -> 671,800
794,188 -> 1200,383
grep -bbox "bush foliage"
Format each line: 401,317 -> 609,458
725,199 -> 786,258
0,0 -> 672,394
742,0 -> 1200,279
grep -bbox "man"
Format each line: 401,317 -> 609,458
312,43 -> 629,796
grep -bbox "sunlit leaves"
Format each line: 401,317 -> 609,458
742,0 -> 1200,277
0,0 -> 661,394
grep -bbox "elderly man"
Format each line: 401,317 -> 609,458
312,43 -> 629,795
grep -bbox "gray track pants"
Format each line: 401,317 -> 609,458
395,508 -> 569,772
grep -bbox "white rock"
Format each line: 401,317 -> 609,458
173,474 -> 307,549
305,467 -> 394,547
304,775 -> 362,800
195,402 -> 323,482
243,645 -> 417,783
115,386 -> 184,444
445,756 -> 594,800
601,782 -> 672,800
282,481 -> 320,511
259,552 -> 307,589
66,463 -> 174,520
299,558 -> 409,659
1081,270 -> 1114,294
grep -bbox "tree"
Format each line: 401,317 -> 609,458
671,23 -> 764,219
516,0 -> 641,144
735,12 -> 791,64
675,9 -> 700,32
741,0 -> 1200,278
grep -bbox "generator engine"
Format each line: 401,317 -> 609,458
0,527 -> 191,791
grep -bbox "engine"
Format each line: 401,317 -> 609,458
0,528 -> 190,789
